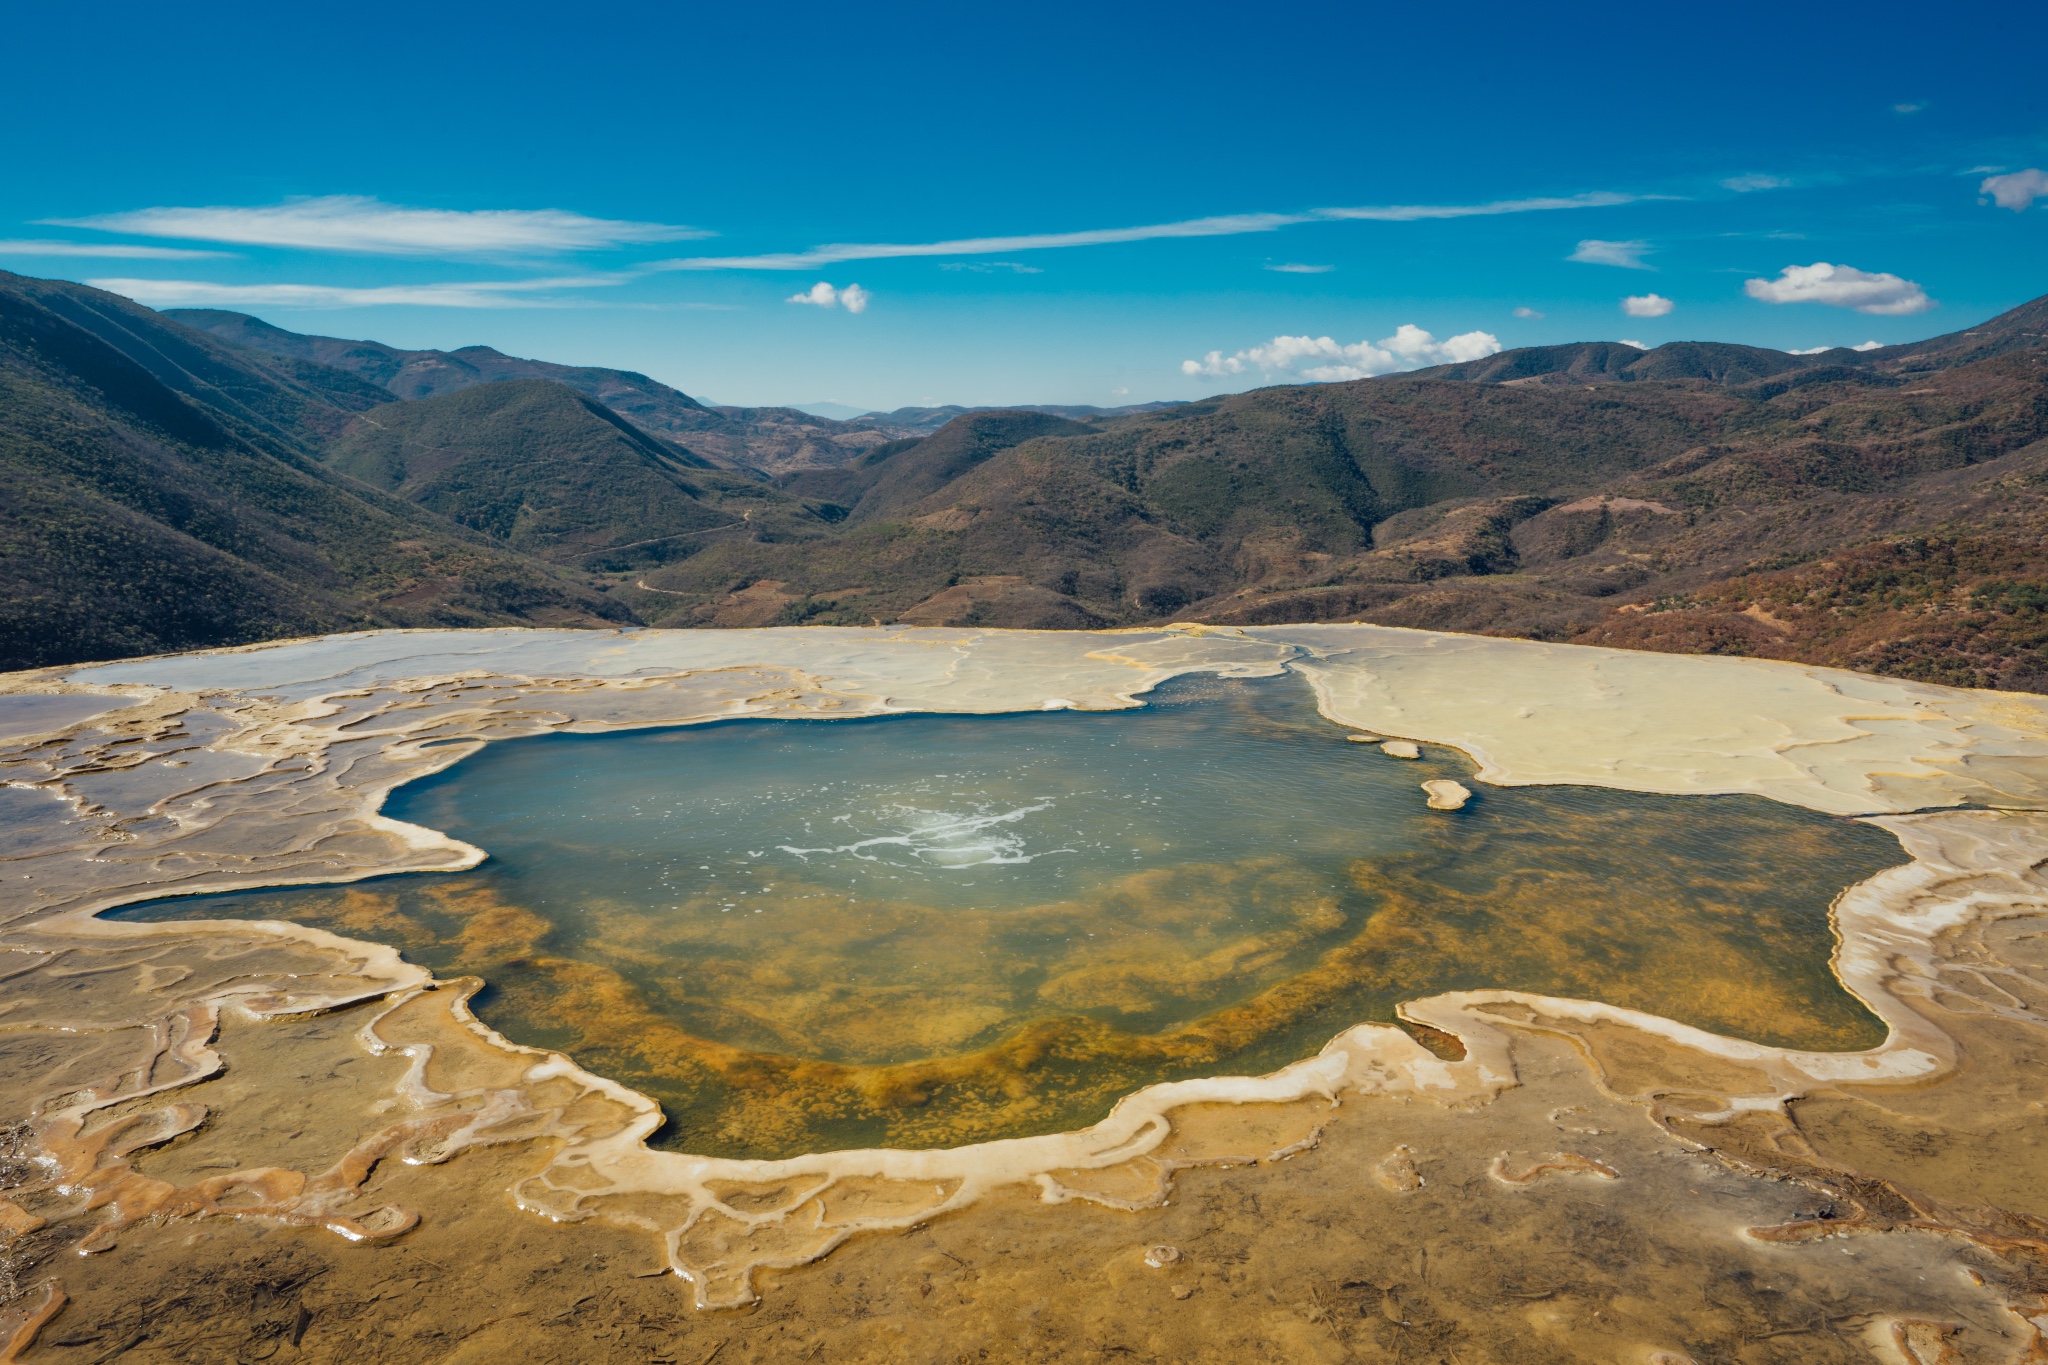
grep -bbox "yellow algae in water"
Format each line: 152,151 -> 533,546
121,675 -> 1903,1160
20,627 -> 2048,1340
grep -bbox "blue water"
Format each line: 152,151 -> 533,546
121,672 -> 1902,1155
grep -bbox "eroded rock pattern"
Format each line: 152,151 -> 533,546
1,624 -> 2046,1361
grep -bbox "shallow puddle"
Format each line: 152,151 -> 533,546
117,673 -> 1902,1158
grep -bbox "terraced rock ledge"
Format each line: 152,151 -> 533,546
4,623 -> 2048,1362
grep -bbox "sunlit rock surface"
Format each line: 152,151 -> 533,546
3,623 -> 2048,1360
110,674 -> 1899,1158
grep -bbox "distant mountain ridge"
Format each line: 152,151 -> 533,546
1413,295 -> 2048,386
789,401 -> 871,421
841,401 -> 1186,438
0,272 -> 626,669
1414,339 -> 1811,387
620,290 -> 2048,689
9,271 -> 2048,693
167,309 -> 899,474
322,379 -> 844,568
774,410 -> 1096,524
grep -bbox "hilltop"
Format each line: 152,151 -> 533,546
167,309 -> 899,474
321,379 -> 840,568
0,272 -> 627,669
836,400 -> 1187,438
619,294 -> 2048,688
7,271 -> 2047,691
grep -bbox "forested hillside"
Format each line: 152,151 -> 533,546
170,308 -> 901,473
620,294 -> 2048,693
8,271 -> 2047,692
0,272 -> 627,669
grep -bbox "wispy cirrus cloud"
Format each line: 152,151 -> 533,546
1569,238 -> 1654,269
1743,262 -> 1933,315
1265,263 -> 1334,274
1314,192 -> 1641,222
938,261 -> 1043,273
1720,174 -> 1790,193
651,192 -> 1645,271
656,212 -> 1306,271
1182,324 -> 1500,383
0,239 -> 234,259
85,274 -> 632,309
50,196 -> 709,256
72,187 -> 1645,312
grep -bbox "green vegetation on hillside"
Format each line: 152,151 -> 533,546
169,309 -> 897,474
322,379 -> 837,567
11,273 -> 2048,691
619,293 -> 2048,687
0,272 -> 630,670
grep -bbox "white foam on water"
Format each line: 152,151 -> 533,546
777,801 -> 1073,870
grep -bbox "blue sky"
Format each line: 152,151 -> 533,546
6,0 -> 2045,411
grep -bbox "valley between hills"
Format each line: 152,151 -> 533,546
5,268 -> 2046,691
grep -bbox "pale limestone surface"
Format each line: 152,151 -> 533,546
1265,623 -> 2048,814
1421,778 -> 1472,810
64,625 -> 1294,710
7,623 -> 2048,1313
55,623 -> 2048,819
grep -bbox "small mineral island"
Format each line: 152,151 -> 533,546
5,23 -> 2048,1352
5,623 -> 2047,1361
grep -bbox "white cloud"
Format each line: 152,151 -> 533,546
0,239 -> 234,259
652,192 -> 1645,271
53,188 -> 1646,297
1512,306 -> 1544,319
1623,293 -> 1674,318
1266,263 -> 1334,273
1569,239 -> 1654,269
1981,169 -> 2048,211
85,275 -> 620,309
1721,174 -> 1791,193
938,261 -> 1043,273
1893,102 -> 1925,114
786,281 -> 870,313
689,213 -> 1303,270
1787,340 -> 1886,355
50,196 -> 707,256
1316,192 -> 1642,222
1181,324 -> 1501,383
1619,339 -> 1648,350
1743,262 -> 1933,315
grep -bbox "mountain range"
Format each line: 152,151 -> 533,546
165,308 -> 900,474
7,268 -> 2046,692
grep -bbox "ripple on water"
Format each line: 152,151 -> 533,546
117,672 -> 1905,1159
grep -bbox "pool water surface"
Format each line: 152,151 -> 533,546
121,672 -> 1903,1158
